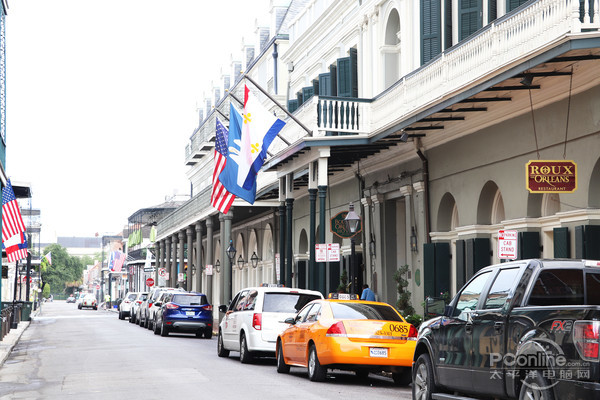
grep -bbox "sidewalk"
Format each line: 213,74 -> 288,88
0,314 -> 34,367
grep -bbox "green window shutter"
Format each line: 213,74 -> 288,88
319,73 -> 331,96
435,242 -> 451,296
302,86 -> 314,103
553,227 -> 570,258
488,0 -> 497,22
466,237 -> 490,278
312,79 -> 320,96
575,225 -> 585,259
424,243 -> 436,298
585,225 -> 600,259
329,64 -> 337,96
421,0 -> 442,64
518,231 -> 540,260
507,0 -> 528,12
296,92 -> 303,107
287,99 -> 298,113
459,0 -> 482,41
336,48 -> 357,98
456,239 -> 466,289
444,0 -> 452,50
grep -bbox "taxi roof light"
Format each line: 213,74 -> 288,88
584,260 -> 600,267
260,283 -> 285,287
328,293 -> 359,300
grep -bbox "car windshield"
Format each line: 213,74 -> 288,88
262,293 -> 321,313
139,294 -> 148,301
172,294 -> 207,306
127,293 -> 137,301
329,302 -> 403,321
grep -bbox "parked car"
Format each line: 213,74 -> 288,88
75,292 -> 86,306
138,287 -> 184,329
66,295 -> 76,303
153,292 -> 213,338
217,285 -> 323,363
78,294 -> 98,310
118,292 -> 138,320
276,294 -> 417,384
413,259 -> 600,400
129,292 -> 148,324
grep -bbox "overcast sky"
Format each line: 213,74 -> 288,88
5,0 -> 270,242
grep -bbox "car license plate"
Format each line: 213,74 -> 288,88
186,311 -> 195,316
370,347 -> 388,358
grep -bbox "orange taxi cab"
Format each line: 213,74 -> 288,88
275,294 -> 417,384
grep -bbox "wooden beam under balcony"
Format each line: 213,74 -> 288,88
485,85 -> 540,91
459,97 -> 512,103
420,116 -> 465,122
440,107 -> 487,112
404,126 -> 444,131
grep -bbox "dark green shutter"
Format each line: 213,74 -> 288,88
518,231 -> 540,260
554,227 -> 570,258
336,48 -> 358,98
312,79 -> 319,96
435,242 -> 451,296
421,0 -> 442,64
319,73 -> 331,96
424,243 -> 436,298
287,99 -> 298,113
459,0 -> 482,41
466,238 -> 490,278
329,64 -> 337,96
488,0 -> 497,22
507,0 -> 528,11
302,86 -> 314,102
444,0 -> 452,49
456,239 -> 466,288
576,225 -> 585,258
297,261 -> 306,289
296,92 -> 303,107
424,242 -> 451,297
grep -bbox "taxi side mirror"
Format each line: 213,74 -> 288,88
284,317 -> 295,325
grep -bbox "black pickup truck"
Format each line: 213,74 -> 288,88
413,259 -> 600,400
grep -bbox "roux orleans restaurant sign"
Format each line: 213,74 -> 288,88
526,160 -> 577,193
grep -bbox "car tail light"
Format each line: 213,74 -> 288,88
573,321 -> 600,361
202,305 -> 212,311
166,303 -> 179,310
136,300 -> 142,305
252,313 -> 262,330
408,325 -> 418,338
326,321 -> 347,337
148,303 -> 153,308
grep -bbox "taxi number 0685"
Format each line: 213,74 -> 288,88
369,347 -> 388,358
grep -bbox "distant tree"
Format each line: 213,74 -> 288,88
41,244 -> 86,294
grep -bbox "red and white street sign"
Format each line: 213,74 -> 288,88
158,268 -> 167,277
316,243 -> 340,262
146,278 -> 155,287
96,284 -> 100,290
498,230 -> 518,260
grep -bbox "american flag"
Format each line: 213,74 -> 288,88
2,180 -> 28,263
211,118 -> 235,214
110,251 -> 126,273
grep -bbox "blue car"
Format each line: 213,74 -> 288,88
153,292 -> 213,338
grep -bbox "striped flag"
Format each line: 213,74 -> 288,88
2,180 -> 28,263
41,252 -> 52,270
109,251 -> 126,273
211,116 -> 236,214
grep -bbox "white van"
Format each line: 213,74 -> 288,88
217,285 -> 323,363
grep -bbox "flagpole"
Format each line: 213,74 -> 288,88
244,74 -> 313,137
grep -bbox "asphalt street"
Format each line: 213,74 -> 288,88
0,301 -> 413,399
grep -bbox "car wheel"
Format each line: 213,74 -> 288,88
93,306 -> 97,310
153,319 -> 160,335
308,345 -> 326,382
276,342 -> 290,374
147,318 -> 153,330
392,368 -> 412,386
119,311 -> 124,320
519,372 -> 555,400
217,331 -> 230,358
204,329 -> 212,339
78,305 -> 82,310
129,314 -> 135,324
160,322 -> 169,337
239,333 -> 253,364
413,353 -> 437,400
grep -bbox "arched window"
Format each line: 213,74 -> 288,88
383,8 -> 401,89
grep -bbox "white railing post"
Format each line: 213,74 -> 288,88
571,0 -> 582,32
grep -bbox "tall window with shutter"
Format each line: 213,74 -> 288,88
336,48 -> 358,97
459,0 -> 482,41
421,0 -> 441,65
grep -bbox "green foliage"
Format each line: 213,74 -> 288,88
393,265 -> 415,316
42,283 -> 51,299
337,268 -> 348,293
41,244 -> 86,294
405,313 -> 423,327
